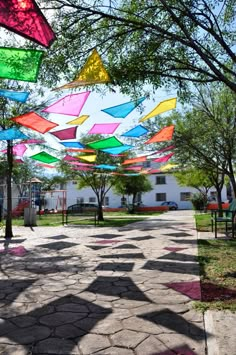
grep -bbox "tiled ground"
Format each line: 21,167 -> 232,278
0,211 -> 207,354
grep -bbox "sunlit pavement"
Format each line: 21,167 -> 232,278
0,210 -> 230,354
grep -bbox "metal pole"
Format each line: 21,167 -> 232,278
29,180 -> 32,225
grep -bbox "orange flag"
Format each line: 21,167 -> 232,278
145,125 -> 174,144
122,156 -> 147,165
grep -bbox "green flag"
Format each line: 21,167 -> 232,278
0,47 -> 44,82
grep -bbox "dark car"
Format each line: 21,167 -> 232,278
161,201 -> 178,210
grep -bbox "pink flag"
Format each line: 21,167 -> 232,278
88,123 -> 120,134
1,143 -> 27,156
63,154 -> 78,161
42,92 -> 90,116
153,152 -> 174,163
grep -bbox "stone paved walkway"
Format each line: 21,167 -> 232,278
0,211 -> 207,354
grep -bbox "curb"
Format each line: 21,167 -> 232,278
204,310 -> 236,355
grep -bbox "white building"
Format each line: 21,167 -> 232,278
50,173 -> 227,210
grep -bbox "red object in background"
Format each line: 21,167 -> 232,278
0,0 -> 56,48
12,200 -> 29,217
206,203 -> 229,210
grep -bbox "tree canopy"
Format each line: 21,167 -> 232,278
112,174 -> 153,213
41,0 -> 236,95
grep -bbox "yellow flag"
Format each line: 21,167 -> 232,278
67,115 -> 89,125
140,98 -> 177,122
77,154 -> 97,163
160,163 -> 178,172
55,49 -> 111,90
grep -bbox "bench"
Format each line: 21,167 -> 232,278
211,199 -> 236,238
63,204 -> 98,226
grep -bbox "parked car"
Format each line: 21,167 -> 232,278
161,201 -> 178,210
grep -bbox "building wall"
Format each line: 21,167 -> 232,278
51,174 -> 228,210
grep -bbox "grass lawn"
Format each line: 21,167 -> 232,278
194,212 -> 212,232
194,212 -> 231,233
194,239 -> 236,312
7,213 -> 148,228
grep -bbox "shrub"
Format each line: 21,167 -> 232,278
191,193 -> 207,211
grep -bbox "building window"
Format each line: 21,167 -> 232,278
143,160 -> 151,168
180,192 -> 191,201
77,197 -> 84,204
89,197 -> 96,203
156,176 -> 166,184
104,196 -> 109,206
156,193 -> 166,201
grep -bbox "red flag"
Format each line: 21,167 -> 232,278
0,0 -> 56,48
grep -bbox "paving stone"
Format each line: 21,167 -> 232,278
4,325 -> 51,345
78,333 -> 111,354
55,324 -> 85,338
96,294 -> 120,302
39,312 -> 87,326
0,214 -> 213,355
10,315 -> 37,328
0,319 -> 18,336
108,308 -> 132,320
94,347 -> 135,355
91,319 -> 123,335
123,316 -> 163,334
41,283 -> 68,292
111,329 -> 148,348
34,338 -> 80,354
56,303 -> 89,313
113,299 -> 148,309
74,317 -> 105,332
77,292 -> 97,302
156,333 -> 205,354
135,335 -> 168,355
0,344 -> 28,355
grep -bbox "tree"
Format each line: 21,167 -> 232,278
0,79 -> 52,240
12,159 -> 41,203
113,174 -> 153,213
172,85 -> 236,196
174,168 -> 213,198
58,135 -> 122,221
175,164 -> 227,210
42,0 -> 236,95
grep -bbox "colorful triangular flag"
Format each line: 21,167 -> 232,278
0,0 -> 56,48
42,92 -> 90,116
0,89 -> 30,103
153,152 -> 174,163
50,127 -> 77,140
140,98 -> 177,122
0,127 -> 28,141
67,115 -> 89,125
145,125 -> 175,144
30,151 -> 59,164
55,49 -> 111,90
11,112 -> 58,134
0,47 -> 43,82
122,124 -> 148,137
102,97 -> 146,118
88,123 -> 120,135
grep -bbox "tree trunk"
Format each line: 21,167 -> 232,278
228,172 -> 236,199
216,187 -> 223,217
5,140 -> 14,240
97,204 -> 104,221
